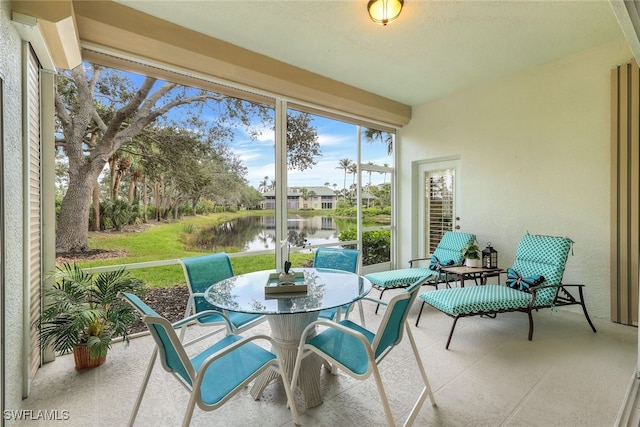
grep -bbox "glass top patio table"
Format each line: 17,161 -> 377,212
204,267 -> 372,409
204,267 -> 372,315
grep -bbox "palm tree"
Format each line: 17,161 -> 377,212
258,176 -> 269,193
300,188 -> 316,209
300,187 -> 309,207
336,158 -> 352,199
348,163 -> 357,186
365,161 -> 374,207
364,128 -> 394,155
348,163 -> 358,203
365,162 -> 374,189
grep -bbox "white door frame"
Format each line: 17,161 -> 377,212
412,156 -> 461,259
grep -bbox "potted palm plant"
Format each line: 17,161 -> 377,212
462,241 -> 482,268
37,263 -> 145,370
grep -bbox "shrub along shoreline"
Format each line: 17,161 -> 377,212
71,211 -> 310,288
69,209 -> 390,289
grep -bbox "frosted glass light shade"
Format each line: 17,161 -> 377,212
367,0 -> 404,26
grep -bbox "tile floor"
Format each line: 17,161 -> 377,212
19,291 -> 637,426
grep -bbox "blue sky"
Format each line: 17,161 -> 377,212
231,114 -> 392,189
117,66 -> 392,190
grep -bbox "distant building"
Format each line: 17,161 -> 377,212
262,186 -> 337,210
261,186 -> 377,210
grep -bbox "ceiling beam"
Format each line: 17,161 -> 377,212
11,0 -> 82,70
71,0 -> 411,126
610,0 -> 640,65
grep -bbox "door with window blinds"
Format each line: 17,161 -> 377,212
26,46 -> 42,393
424,168 -> 456,255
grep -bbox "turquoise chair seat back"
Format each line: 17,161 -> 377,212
314,247 -> 360,320
122,292 -> 194,385
432,231 -> 476,266
292,275 -> 437,426
313,247 -> 359,273
365,231 -> 475,291
181,253 -> 234,314
121,292 -> 300,426
373,279 -> 423,359
511,234 -> 573,306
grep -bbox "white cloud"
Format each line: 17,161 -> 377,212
226,114 -> 391,189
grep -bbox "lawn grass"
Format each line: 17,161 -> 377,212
76,211 -> 314,288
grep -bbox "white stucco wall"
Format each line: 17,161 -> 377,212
1,0 -> 26,413
399,39 -> 632,320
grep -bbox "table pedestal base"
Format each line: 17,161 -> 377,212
250,312 -> 323,408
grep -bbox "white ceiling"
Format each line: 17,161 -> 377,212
116,0 -> 625,106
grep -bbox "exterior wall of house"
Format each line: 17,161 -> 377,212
261,188 -> 338,210
1,0 -> 27,412
399,39 -> 632,320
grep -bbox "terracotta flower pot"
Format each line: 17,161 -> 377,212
73,344 -> 106,371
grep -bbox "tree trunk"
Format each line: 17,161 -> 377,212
128,178 -> 136,203
109,156 -> 117,199
113,173 -> 122,200
142,176 -> 148,223
56,174 -> 96,252
153,180 -> 161,221
91,183 -> 100,232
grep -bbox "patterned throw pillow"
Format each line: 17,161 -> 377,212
429,255 -> 455,271
505,268 -> 545,291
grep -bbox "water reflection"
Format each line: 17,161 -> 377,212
190,215 -> 354,252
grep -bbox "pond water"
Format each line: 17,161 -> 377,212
190,214 -> 357,252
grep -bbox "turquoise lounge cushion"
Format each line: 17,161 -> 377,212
420,234 -> 574,315
511,234 -> 572,306
433,232 -> 476,265
420,285 -> 532,316
366,268 -> 437,289
365,231 -> 475,290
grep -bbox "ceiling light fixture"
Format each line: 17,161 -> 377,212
367,0 -> 404,26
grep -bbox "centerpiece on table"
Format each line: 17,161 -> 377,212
279,238 -> 304,283
265,236 -> 308,295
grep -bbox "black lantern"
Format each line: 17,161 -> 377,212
482,243 -> 498,269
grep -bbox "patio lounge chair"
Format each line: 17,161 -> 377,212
121,292 -> 300,427
365,231 -> 476,313
290,276 -> 436,427
417,233 -> 597,349
179,253 -> 265,343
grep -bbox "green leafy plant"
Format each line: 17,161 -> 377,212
462,241 -> 481,260
37,263 -> 145,365
339,228 -> 391,265
102,199 -> 135,231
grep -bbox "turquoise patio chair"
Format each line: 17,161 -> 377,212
313,247 -> 361,322
290,277 -> 437,427
121,292 -> 300,427
417,233 -> 597,349
179,252 -> 264,343
365,231 -> 476,313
